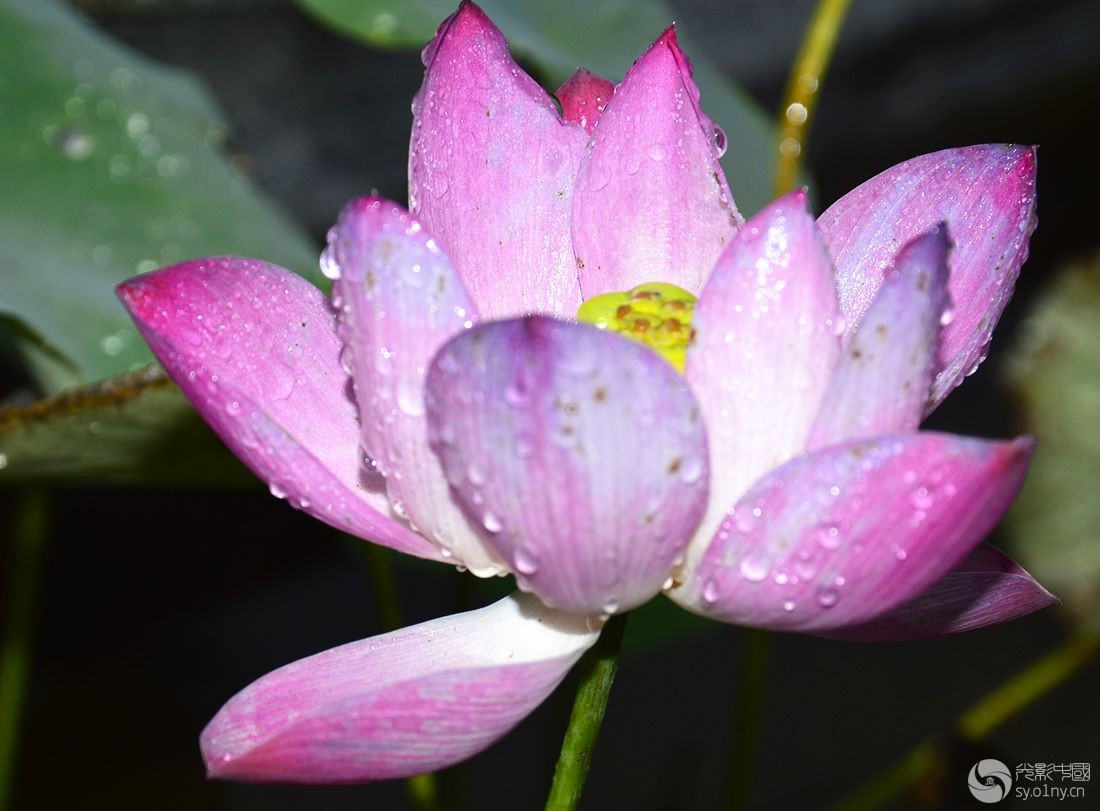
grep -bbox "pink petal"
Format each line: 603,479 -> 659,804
117,259 -> 442,562
555,68 -> 615,135
572,26 -> 742,299
682,190 -> 841,574
425,317 -> 709,616
409,2 -> 588,320
670,432 -> 1033,633
201,593 -> 599,782
808,228 -> 951,450
818,145 -> 1038,407
326,198 -> 508,577
823,544 -> 1058,641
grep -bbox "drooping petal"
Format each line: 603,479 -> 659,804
818,145 -> 1037,407
807,228 -> 951,450
670,432 -> 1033,633
201,593 -> 599,782
682,190 -> 841,574
555,68 -> 615,135
426,317 -> 709,616
573,26 -> 742,299
117,259 -> 442,562
409,1 -> 588,320
326,198 -> 507,577
823,544 -> 1057,641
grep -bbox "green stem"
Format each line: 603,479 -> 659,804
544,613 -> 629,811
774,0 -> 855,196
833,619 -> 1100,811
725,628 -> 771,810
361,543 -> 440,811
0,491 -> 49,811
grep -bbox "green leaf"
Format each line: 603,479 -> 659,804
0,0 -> 320,391
0,366 -> 252,487
297,0 -> 779,216
1002,253 -> 1100,621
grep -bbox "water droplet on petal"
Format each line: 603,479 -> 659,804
482,510 -> 503,533
816,586 -> 839,608
713,125 -> 728,157
268,482 -> 287,499
514,547 -> 539,575
702,577 -> 721,603
739,554 -> 769,583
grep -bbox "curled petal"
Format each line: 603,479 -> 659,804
824,544 -> 1058,641
116,259 -> 441,562
808,228 -> 951,450
326,198 -> 507,576
410,1 -> 588,319
201,593 -> 599,782
573,26 -> 742,299
426,317 -> 709,616
819,145 -> 1037,407
671,432 -> 1033,633
555,68 -> 615,135
683,190 -> 841,574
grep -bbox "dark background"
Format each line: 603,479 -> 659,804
5,0 -> 1100,808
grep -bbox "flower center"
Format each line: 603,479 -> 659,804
577,282 -> 697,371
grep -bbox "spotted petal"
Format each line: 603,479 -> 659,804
327,197 -> 507,576
818,145 -> 1037,407
201,593 -> 599,782
426,317 -> 709,616
409,2 -> 588,319
671,433 -> 1033,633
808,228 -> 951,450
824,544 -> 1058,641
573,26 -> 741,299
117,259 -> 442,561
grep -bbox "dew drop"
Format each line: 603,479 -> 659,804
816,523 -> 841,550
268,482 -> 287,499
319,246 -> 341,280
910,485 -> 936,510
467,462 -> 487,486
702,577 -> 721,603
602,598 -> 619,614
816,586 -> 839,608
713,125 -> 728,157
939,305 -> 956,326
482,509 -> 503,533
739,554 -> 769,583
514,547 -> 539,575
783,600 -> 796,613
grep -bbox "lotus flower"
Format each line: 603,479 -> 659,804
117,1 -> 1054,784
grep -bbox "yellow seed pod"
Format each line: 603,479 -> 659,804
577,282 -> 697,371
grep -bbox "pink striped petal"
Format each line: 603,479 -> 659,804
808,228 -> 951,450
409,2 -> 588,320
819,145 -> 1037,408
556,68 -> 614,135
117,259 -> 442,562
671,432 -> 1033,633
823,544 -> 1057,641
573,26 -> 742,299
425,317 -> 709,616
682,190 -> 841,574
201,593 -> 599,782
326,198 -> 507,577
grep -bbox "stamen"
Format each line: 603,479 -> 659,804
577,282 -> 697,371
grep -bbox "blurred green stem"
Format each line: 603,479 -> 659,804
834,619 -> 1100,810
725,628 -> 771,810
0,491 -> 49,811
363,543 -> 441,811
544,613 -> 629,811
775,0 -> 855,195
